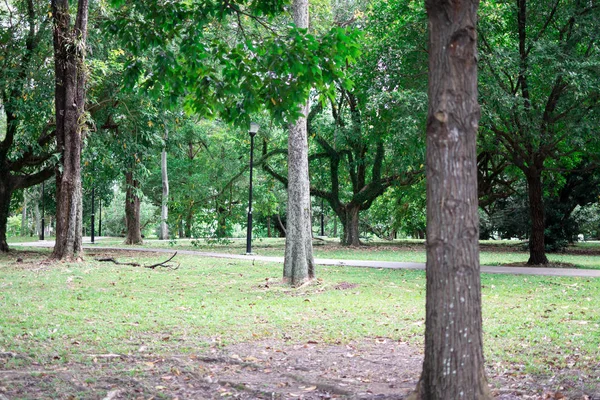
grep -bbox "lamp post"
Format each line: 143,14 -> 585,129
98,199 -> 102,237
91,186 -> 95,244
40,181 -> 45,240
246,122 -> 260,254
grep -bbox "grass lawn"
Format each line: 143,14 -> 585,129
1,248 -> 598,379
93,237 -> 600,269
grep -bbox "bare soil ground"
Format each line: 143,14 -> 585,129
1,339 -> 598,400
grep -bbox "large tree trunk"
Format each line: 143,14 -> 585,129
411,0 -> 491,398
340,204 -> 361,246
526,171 -> 548,264
283,0 -> 314,287
124,172 -> 142,245
51,0 -> 88,260
159,130 -> 169,240
0,177 -> 13,252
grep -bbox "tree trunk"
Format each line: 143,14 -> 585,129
34,187 -> 41,237
216,206 -> 227,238
341,205 -> 361,246
333,216 -> 337,237
185,207 -> 193,238
526,171 -> 548,264
21,191 -> 27,237
159,129 -> 169,240
124,172 -> 142,245
51,0 -> 88,260
411,0 -> 491,399
178,219 -> 184,239
0,177 -> 13,252
283,0 -> 315,287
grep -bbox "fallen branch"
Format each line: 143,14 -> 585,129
95,252 -> 179,270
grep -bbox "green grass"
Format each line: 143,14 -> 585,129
92,237 -> 600,269
1,249 -> 599,377
6,236 -> 55,243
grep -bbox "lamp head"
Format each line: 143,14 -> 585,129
249,122 -> 260,136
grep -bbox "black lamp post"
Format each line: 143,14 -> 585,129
91,186 -> 95,244
98,199 -> 102,237
40,181 -> 45,240
246,122 -> 260,254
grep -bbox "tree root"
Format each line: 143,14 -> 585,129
95,252 -> 179,270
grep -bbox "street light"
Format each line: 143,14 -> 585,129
40,181 -> 45,240
91,186 -> 95,244
246,122 -> 260,254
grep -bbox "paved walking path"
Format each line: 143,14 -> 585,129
10,239 -> 600,278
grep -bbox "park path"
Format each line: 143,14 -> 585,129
10,239 -> 600,278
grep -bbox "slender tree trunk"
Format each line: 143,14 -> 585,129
51,0 -> 88,260
526,172 -> 548,264
124,172 -> 142,245
178,218 -> 184,239
34,187 -> 41,237
159,130 -> 169,240
333,217 -> 337,237
283,0 -> 315,287
411,0 -> 491,398
21,191 -> 27,237
185,207 -> 193,238
341,205 -> 361,246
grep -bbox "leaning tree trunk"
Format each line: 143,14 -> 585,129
51,0 -> 88,260
340,204 -> 361,246
124,172 -> 143,245
159,129 -> 169,240
410,0 -> 491,398
283,0 -> 315,287
526,171 -> 549,264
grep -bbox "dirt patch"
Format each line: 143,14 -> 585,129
333,282 -> 359,291
1,340 -> 598,400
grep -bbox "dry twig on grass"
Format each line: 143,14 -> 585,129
95,252 -> 179,270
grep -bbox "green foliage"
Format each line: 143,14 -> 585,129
106,0 -> 361,126
5,215 -> 21,237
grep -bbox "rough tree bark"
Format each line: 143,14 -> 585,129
283,0 -> 315,286
51,0 -> 89,260
410,0 -> 491,398
124,172 -> 143,245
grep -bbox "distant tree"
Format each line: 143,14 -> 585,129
478,0 -> 600,264
0,0 -> 55,252
410,0 -> 491,398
